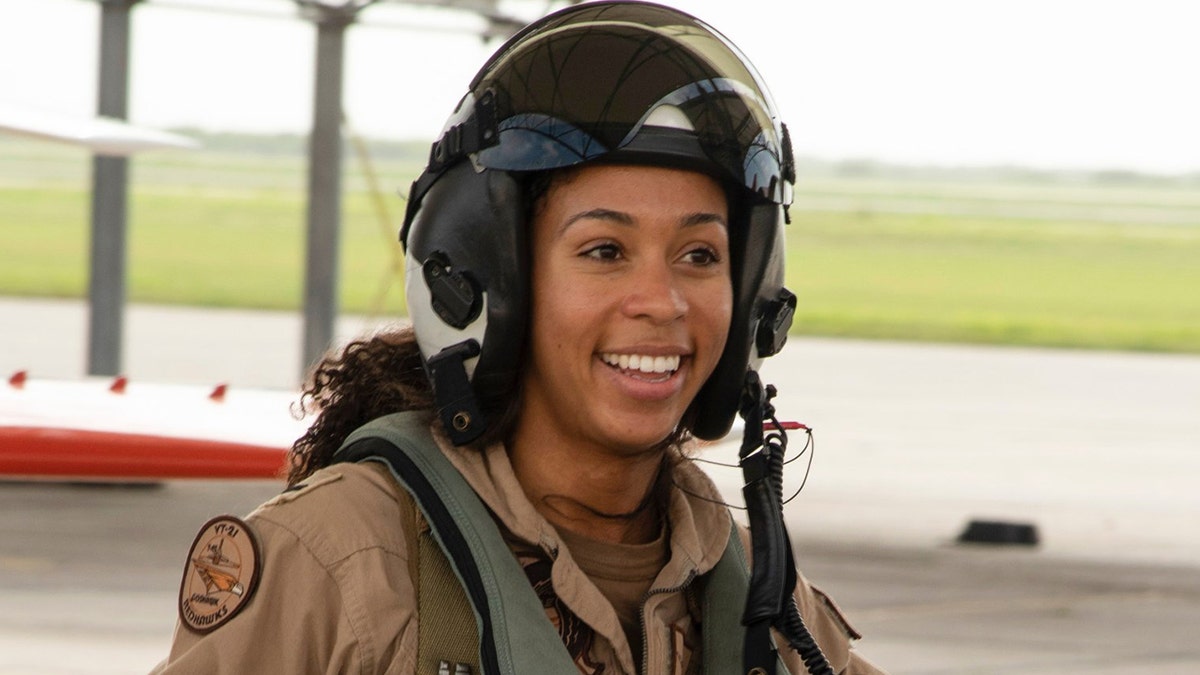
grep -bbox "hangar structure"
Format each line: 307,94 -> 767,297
83,0 -> 579,378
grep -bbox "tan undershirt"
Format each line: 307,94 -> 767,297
557,526 -> 669,669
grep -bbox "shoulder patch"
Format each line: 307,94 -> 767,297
179,515 -> 261,633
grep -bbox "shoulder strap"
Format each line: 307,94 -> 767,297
700,522 -> 793,675
337,412 -> 577,675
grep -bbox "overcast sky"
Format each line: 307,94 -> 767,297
2,0 -> 1198,172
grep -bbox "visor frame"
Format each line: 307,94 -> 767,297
450,1 -> 793,206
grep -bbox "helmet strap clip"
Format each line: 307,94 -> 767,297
428,89 -> 499,173
426,339 -> 487,445
402,90 -> 500,247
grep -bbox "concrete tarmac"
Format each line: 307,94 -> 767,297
3,297 -> 1199,674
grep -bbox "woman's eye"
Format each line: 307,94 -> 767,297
582,243 -> 622,261
682,246 -> 720,266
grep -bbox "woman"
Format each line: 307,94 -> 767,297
153,3 -> 884,673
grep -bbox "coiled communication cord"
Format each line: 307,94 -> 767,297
739,371 -> 834,675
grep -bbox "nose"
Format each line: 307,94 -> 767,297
619,261 -> 687,324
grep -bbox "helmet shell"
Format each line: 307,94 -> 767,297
402,1 -> 795,443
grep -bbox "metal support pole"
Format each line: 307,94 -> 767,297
300,8 -> 353,376
87,0 -> 139,376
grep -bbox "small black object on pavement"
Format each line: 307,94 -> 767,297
957,519 -> 1040,546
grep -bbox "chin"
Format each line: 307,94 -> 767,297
600,415 -> 684,454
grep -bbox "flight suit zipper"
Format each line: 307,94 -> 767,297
639,569 -> 697,675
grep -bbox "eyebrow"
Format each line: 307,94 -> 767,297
681,212 -> 728,228
557,208 -> 727,238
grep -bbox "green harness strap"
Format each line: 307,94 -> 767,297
338,412 -> 790,675
341,412 -> 576,675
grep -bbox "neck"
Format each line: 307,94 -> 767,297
508,431 -> 666,545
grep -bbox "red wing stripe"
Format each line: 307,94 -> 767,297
0,426 -> 287,480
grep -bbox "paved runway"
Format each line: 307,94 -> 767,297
3,297 -> 1200,673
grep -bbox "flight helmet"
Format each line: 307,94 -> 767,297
401,0 -> 797,445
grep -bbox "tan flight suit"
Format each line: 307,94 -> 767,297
153,427 -> 885,674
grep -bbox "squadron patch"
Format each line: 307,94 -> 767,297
178,515 -> 261,633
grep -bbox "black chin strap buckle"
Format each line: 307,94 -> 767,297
426,340 -> 486,446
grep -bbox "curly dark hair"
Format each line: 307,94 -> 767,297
286,328 -> 432,485
286,326 -> 526,486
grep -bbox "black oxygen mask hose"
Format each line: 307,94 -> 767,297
738,371 -> 834,675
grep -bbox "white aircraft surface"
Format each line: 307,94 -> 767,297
0,101 -> 197,155
0,372 -> 301,481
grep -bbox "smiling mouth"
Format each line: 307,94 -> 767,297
599,353 -> 681,381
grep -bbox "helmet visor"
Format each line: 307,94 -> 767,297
445,2 -> 792,205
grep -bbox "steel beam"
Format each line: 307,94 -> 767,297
87,0 -> 140,376
300,7 -> 355,376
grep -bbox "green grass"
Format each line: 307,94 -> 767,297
2,136 -> 1199,353
0,183 -> 410,314
787,211 -> 1200,352
0,137 -> 419,317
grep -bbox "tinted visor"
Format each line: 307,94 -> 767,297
444,1 -> 792,205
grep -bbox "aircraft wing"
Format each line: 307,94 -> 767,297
0,373 -> 303,482
0,102 -> 198,156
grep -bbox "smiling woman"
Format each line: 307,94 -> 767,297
519,166 -> 732,461
150,3 -> 884,674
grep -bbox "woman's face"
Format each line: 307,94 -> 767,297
519,164 -> 733,455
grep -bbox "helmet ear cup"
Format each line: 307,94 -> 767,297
404,163 -> 529,437
691,203 -> 788,440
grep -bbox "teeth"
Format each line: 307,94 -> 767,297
601,353 -> 681,374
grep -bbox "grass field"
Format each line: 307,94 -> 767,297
2,135 -> 1199,353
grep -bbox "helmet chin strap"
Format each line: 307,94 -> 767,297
738,371 -> 833,675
